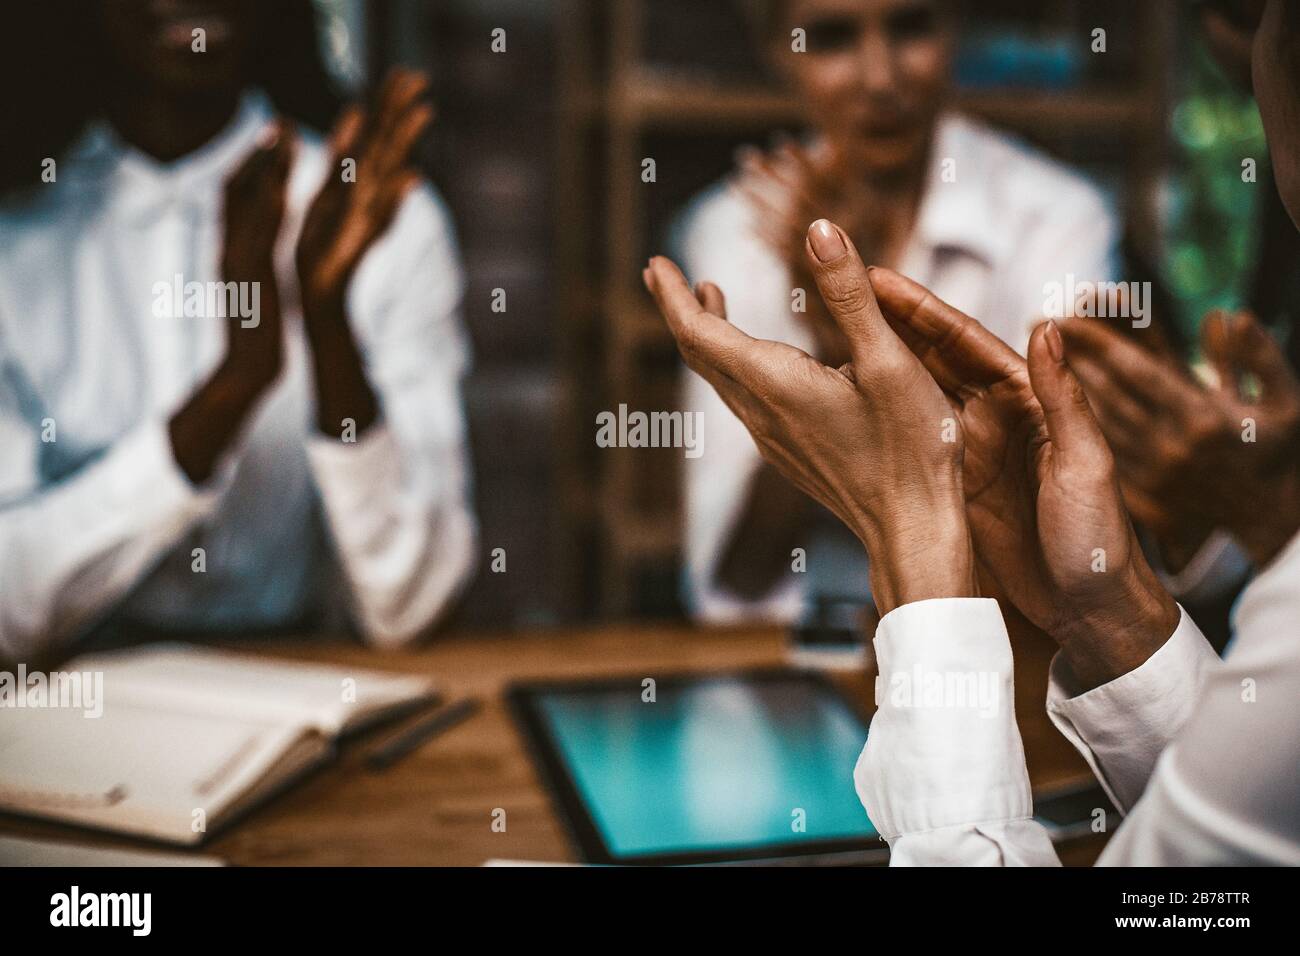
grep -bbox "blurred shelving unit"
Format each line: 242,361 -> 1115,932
555,0 -> 1176,618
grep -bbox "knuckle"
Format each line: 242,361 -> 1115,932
874,353 -> 915,384
820,275 -> 871,315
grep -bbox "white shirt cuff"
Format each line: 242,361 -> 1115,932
855,597 -> 1032,840
123,419 -> 225,520
1046,606 -> 1217,813
305,420 -> 400,486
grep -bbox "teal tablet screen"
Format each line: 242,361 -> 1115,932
534,675 -> 877,858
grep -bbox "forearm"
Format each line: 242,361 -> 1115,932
302,294 -> 380,440
1,422 -> 218,664
168,364 -> 269,484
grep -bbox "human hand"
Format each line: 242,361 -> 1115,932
643,220 -> 975,616
1061,311 -> 1300,566
868,268 -> 1180,688
218,118 -> 294,388
733,141 -> 883,366
170,121 -> 294,485
296,68 -> 434,311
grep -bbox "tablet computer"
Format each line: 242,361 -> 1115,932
507,669 -> 886,865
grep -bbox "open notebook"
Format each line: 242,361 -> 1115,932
0,644 -> 437,845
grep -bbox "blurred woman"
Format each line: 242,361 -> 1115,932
677,0 -> 1122,624
0,1 -> 476,663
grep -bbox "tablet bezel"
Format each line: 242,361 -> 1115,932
506,667 -> 888,866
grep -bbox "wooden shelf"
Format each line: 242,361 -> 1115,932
596,68 -> 1153,134
608,293 -> 674,352
610,70 -> 802,128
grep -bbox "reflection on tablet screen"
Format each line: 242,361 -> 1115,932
535,676 -> 877,858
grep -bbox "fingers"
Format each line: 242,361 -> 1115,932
224,120 -> 295,245
370,69 -> 430,152
737,143 -> 819,212
1219,310 -> 1298,402
695,280 -> 727,318
326,105 -> 365,164
1027,321 -> 1114,470
642,256 -> 758,385
1058,318 -> 1189,409
1066,352 -> 1151,436
331,69 -> 433,181
386,102 -> 435,170
803,219 -> 910,371
1200,310 -> 1237,397
867,266 -> 1024,391
227,119 -> 292,197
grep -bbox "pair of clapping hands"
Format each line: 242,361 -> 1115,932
645,220 -> 1212,690
1060,309 -> 1300,572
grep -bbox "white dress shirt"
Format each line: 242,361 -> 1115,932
0,91 -> 477,661
674,114 -> 1121,624
854,530 -> 1300,866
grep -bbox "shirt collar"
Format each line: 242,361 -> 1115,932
72,90 -> 276,224
911,113 -> 1011,266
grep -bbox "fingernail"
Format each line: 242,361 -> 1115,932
1045,320 -> 1065,362
808,219 -> 846,263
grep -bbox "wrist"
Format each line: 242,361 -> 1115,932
169,364 -> 269,485
1053,568 -> 1180,690
300,286 -> 347,323
859,501 -> 977,616
209,360 -> 275,407
222,255 -> 276,286
297,259 -> 348,317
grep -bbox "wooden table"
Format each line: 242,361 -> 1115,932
0,623 -> 1107,866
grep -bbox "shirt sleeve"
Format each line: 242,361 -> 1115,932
1097,532 -> 1300,865
0,413 -> 222,664
1045,607 -> 1219,813
306,183 -> 476,648
854,597 -> 1060,866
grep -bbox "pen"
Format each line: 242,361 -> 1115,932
365,697 -> 482,771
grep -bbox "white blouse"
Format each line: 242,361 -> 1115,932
0,91 -> 477,660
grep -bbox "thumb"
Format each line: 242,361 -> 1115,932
1027,321 -> 1113,469
803,218 -> 910,372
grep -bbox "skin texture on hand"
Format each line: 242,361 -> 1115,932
1060,311 -> 1300,568
643,219 -> 976,617
169,121 -> 294,485
866,268 -> 1181,689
